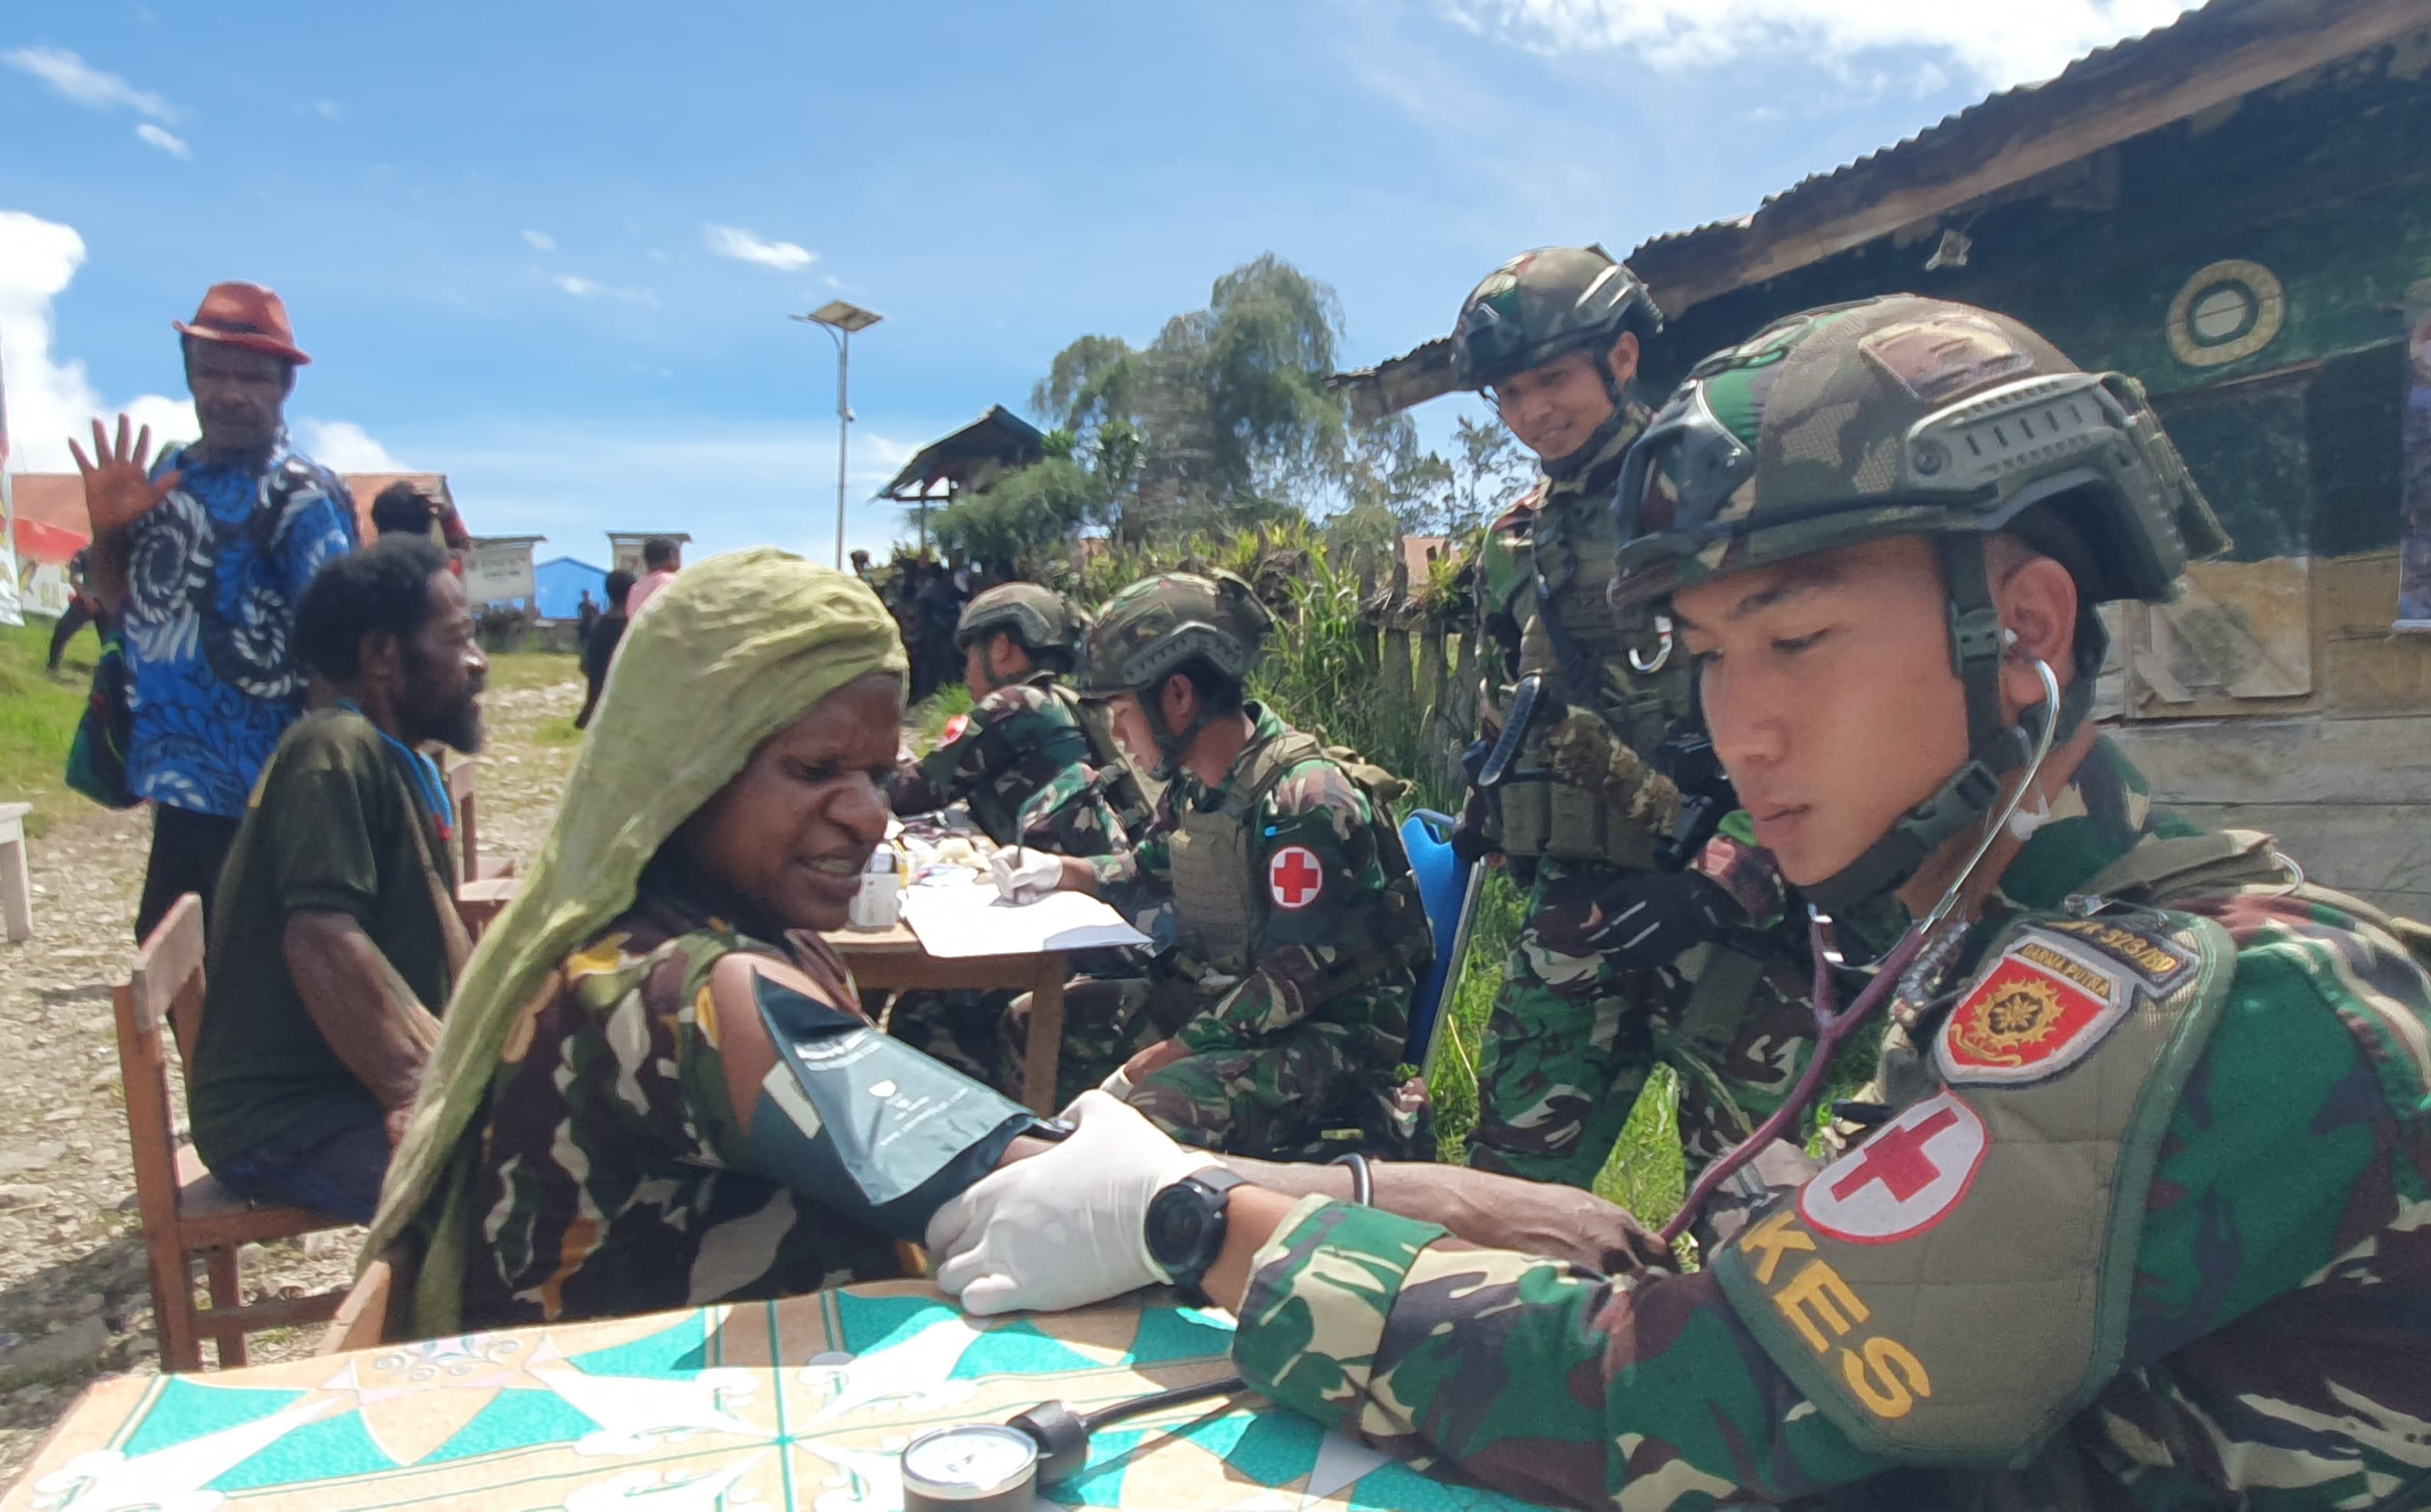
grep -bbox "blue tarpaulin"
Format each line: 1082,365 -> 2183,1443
533,555 -> 609,621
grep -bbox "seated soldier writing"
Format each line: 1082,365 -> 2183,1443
992,570 -> 1434,1161
187,535 -> 484,1222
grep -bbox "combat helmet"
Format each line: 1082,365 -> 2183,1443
954,581 -> 1089,658
1076,569 -> 1273,777
1454,245 -> 1664,479
1609,294 -> 2228,912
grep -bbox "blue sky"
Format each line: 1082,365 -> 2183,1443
2,0 -> 2192,567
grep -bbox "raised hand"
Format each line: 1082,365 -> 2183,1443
67,415 -> 182,535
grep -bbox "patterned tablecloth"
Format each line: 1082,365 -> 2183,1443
4,1282 -> 1555,1511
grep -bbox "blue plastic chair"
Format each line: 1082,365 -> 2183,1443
1398,809 -> 1477,1069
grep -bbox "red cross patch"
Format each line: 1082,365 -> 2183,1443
1798,1092 -> 1987,1245
1268,845 -> 1324,910
940,713 -> 971,746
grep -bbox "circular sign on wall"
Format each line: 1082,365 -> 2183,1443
2166,259 -> 2284,367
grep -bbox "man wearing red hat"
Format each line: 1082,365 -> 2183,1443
71,281 -> 360,942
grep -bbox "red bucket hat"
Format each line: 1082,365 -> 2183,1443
173,281 -> 311,365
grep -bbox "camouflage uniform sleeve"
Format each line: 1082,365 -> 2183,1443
1014,760 -> 1132,858
1174,760 -> 1392,1053
1232,1196 -> 1891,1510
1089,809 -> 1171,927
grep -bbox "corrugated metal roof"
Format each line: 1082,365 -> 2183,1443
1632,3 -> 2220,253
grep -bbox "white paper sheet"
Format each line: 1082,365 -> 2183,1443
899,876 -> 1151,958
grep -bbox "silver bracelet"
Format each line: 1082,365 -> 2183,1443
1329,1151 -> 1374,1207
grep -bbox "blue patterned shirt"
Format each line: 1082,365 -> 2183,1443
123,443 -> 357,817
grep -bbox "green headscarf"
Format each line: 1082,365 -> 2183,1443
364,548 -> 908,1336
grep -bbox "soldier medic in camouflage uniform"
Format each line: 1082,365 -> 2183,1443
887,582 -> 1152,1089
1455,245 -> 1816,1184
888,581 -> 1148,855
993,570 -> 1434,1160
930,296 -> 2431,1510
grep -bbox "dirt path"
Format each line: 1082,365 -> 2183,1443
0,667 -> 581,1484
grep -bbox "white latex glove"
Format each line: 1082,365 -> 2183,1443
987,845 -> 1063,905
925,1090 -> 1218,1316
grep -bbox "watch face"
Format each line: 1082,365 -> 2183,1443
901,1425 -> 1039,1499
1145,1183 -> 1212,1271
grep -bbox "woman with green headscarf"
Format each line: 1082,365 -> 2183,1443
364,551 -> 1048,1336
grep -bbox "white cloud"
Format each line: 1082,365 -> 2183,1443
522,228 -> 555,252
2,45 -> 176,120
295,420 -> 407,472
311,97 -> 344,120
554,273 -> 657,307
705,224 -> 816,272
647,248 -> 669,262
133,123 -> 190,160
0,209 -> 195,470
823,274 -> 842,289
1438,0 -> 2200,90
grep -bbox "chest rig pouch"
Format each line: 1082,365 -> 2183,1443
1711,902 -> 2237,1470
1498,483 -> 1688,868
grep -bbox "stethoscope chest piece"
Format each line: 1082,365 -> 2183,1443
901,1423 -> 1040,1512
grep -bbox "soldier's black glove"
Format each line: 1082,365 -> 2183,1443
1583,870 -> 1738,970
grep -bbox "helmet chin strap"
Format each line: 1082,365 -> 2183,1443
1538,350 -> 1635,482
1140,684 -> 1206,784
1799,534 -> 2098,916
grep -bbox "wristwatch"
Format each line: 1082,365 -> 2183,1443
1145,1168 -> 1250,1301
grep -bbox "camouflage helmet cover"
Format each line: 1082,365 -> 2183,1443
1609,295 -> 2229,614
1453,245 -> 1664,392
1077,569 -> 1273,700
955,581 -> 1089,654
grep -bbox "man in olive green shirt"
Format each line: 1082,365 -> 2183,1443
189,536 -> 488,1221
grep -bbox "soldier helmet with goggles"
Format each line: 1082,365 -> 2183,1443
1076,569 -> 1272,778
1608,295 -> 2228,913
1454,245 -> 1664,479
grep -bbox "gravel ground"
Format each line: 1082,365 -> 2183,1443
0,670 -> 581,1484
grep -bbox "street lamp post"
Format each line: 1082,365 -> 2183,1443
793,300 -> 883,569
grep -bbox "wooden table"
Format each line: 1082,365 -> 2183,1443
1,1283 -> 1551,1511
825,921 -> 1069,1115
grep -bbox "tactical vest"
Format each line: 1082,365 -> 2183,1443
1722,831 -> 2431,1511
1495,422 -> 1696,865
1166,728 -> 1432,993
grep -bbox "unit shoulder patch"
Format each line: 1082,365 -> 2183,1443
1798,1090 -> 1988,1245
1934,927 -> 2136,1087
939,713 -> 971,746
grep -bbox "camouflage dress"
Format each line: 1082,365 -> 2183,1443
885,670 -> 1145,1089
457,885 -> 903,1329
1470,414 -> 1819,1185
1228,743 -> 2431,1510
1088,703 -> 1428,1160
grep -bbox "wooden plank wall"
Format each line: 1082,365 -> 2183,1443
2107,548 -> 2431,917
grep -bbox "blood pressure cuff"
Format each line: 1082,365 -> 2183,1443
748,974 -> 1039,1242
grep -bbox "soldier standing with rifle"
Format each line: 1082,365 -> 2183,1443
1450,246 -> 1817,1184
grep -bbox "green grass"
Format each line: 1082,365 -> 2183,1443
1421,868 -> 1688,1221
0,618 -> 105,838
909,683 -> 973,755
483,649 -> 579,692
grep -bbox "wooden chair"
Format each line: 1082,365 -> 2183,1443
318,1240 -> 419,1356
114,894 -> 353,1372
442,753 -> 514,886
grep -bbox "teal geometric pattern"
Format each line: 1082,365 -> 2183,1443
5,1284 -> 1560,1512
